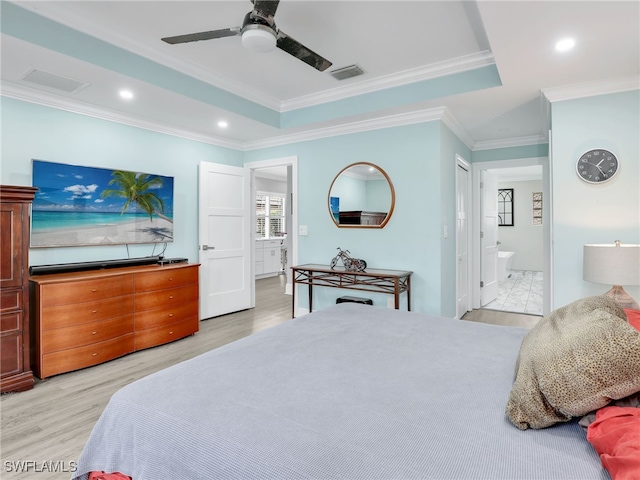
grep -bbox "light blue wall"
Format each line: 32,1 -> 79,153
244,122 -> 454,316
280,65 -> 502,128
1,97 -> 244,266
550,90 -> 640,307
10,91 -> 636,317
472,143 -> 549,163
3,96 -> 463,316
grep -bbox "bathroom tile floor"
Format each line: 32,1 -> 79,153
484,270 -> 543,316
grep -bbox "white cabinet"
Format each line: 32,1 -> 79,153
255,240 -> 265,275
255,239 -> 283,277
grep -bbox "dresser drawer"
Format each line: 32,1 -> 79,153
40,334 -> 134,379
134,318 -> 198,351
42,295 -> 134,330
134,266 -> 198,292
0,312 -> 20,334
135,302 -> 198,330
39,275 -> 134,308
41,315 -> 134,355
1,289 -> 21,313
134,284 -> 198,312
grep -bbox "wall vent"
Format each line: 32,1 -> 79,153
21,69 -> 90,94
329,64 -> 364,81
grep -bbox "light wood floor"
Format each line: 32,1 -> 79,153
0,276 -> 538,479
462,307 -> 541,329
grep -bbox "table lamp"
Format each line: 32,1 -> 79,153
583,241 -> 640,310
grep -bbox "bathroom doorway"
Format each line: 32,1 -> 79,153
472,159 -> 551,316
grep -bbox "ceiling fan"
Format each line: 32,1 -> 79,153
161,0 -> 332,72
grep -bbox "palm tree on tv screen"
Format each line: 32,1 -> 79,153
101,170 -> 172,222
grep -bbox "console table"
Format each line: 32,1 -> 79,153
291,264 -> 412,317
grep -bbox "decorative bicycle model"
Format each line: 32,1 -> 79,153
330,247 -> 367,272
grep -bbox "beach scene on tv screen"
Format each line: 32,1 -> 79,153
31,160 -> 174,248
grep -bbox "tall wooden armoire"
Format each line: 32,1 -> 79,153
1,185 -> 37,393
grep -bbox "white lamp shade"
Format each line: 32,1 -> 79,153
583,243 -> 640,286
241,27 -> 276,53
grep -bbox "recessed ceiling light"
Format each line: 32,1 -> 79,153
119,89 -> 134,100
217,120 -> 228,128
555,38 -> 575,52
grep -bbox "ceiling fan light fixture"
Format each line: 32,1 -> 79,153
242,25 -> 277,53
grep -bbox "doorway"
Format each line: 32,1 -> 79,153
471,158 -> 551,316
245,156 -> 298,308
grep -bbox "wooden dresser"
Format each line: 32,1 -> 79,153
30,263 -> 199,379
1,185 -> 38,393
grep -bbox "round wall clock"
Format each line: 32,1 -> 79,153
576,149 -> 619,184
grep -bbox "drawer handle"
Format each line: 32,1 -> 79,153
169,277 -> 173,281
169,295 -> 174,299
169,331 -> 173,335
92,310 -> 98,314
91,289 -> 98,292
92,352 -> 98,357
168,313 -> 174,317
92,331 -> 98,335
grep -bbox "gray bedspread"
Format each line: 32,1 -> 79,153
73,304 -> 607,480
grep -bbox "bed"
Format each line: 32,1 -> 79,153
72,301 -> 639,480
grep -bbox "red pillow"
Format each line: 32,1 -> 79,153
623,309 -> 640,332
587,406 -> 640,480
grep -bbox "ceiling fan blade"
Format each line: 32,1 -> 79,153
276,31 -> 332,71
253,0 -> 280,18
161,27 -> 241,45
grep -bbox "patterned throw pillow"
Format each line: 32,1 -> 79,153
506,296 -> 640,430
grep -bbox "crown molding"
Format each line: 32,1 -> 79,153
2,81 -> 453,152
440,109 -> 474,150
281,51 -> 495,112
4,80 -> 548,156
473,134 -> 547,151
542,75 -> 639,103
243,108 -> 447,151
1,82 -> 244,150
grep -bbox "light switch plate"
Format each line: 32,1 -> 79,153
299,225 -> 308,235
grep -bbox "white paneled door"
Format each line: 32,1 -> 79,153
480,170 -> 499,306
456,162 -> 470,318
198,162 -> 252,319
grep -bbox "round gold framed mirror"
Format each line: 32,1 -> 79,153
328,162 -> 395,228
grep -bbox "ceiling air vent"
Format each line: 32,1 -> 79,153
21,69 -> 90,94
329,64 -> 364,81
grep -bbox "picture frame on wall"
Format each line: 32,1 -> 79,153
498,188 -> 514,227
31,159 -> 174,248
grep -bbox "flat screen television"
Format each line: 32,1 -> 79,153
31,159 -> 174,248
